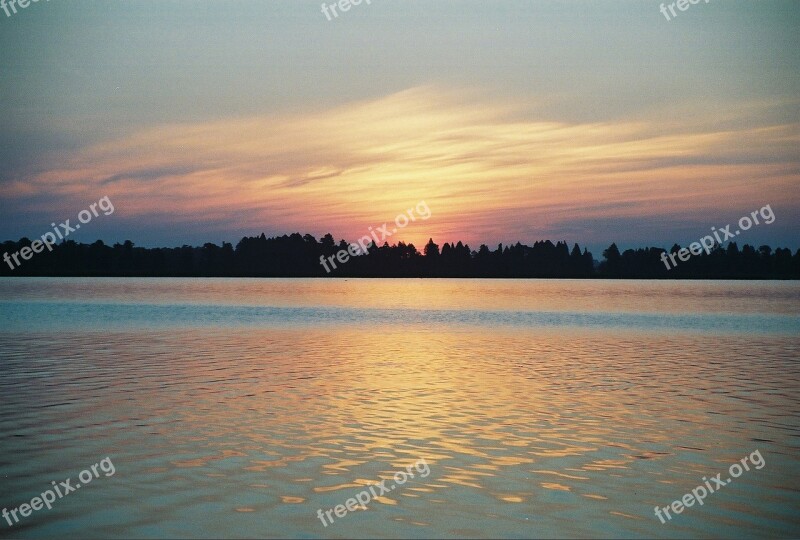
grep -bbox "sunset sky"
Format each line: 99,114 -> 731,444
1,0 -> 798,254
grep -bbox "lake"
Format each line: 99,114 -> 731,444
1,278 -> 798,538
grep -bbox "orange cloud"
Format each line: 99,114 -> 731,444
5,87 -> 799,247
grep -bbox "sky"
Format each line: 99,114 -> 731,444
1,0 -> 798,255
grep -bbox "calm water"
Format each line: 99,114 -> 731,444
0,278 -> 798,538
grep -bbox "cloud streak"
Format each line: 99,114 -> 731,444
3,87 -> 799,248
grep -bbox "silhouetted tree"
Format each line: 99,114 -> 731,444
1,232 -> 796,279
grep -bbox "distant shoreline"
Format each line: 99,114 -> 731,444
2,234 -> 799,279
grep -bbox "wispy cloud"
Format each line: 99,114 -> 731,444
3,87 -> 799,247
100,166 -> 198,186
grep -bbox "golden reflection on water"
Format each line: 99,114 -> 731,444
1,295 -> 799,537
36,325 -> 790,536
3,277 -> 799,315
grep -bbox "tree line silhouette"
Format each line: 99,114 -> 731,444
1,233 -> 798,278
